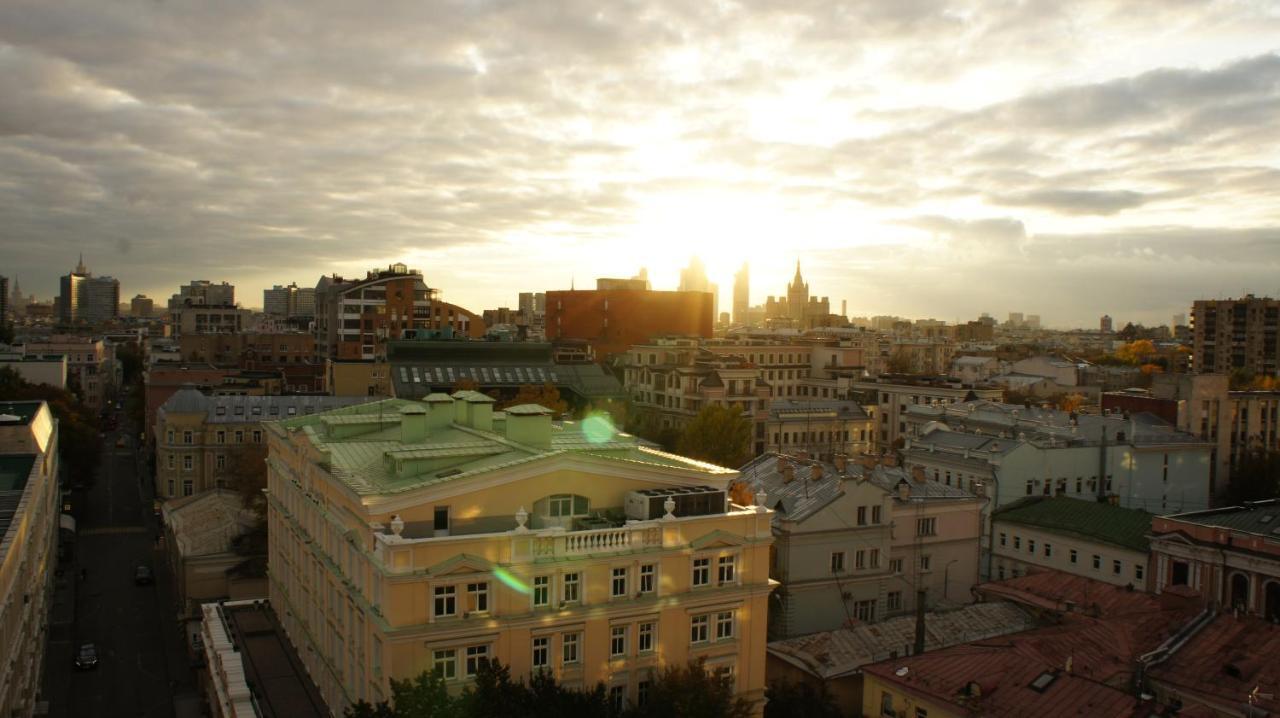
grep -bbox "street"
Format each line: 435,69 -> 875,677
42,406 -> 201,718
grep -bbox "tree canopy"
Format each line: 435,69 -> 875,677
0,366 -> 101,484
677,404 -> 753,468
499,383 -> 568,415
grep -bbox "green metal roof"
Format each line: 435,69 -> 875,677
994,495 -> 1153,553
273,398 -> 731,497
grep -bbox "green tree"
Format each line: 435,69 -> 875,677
623,660 -> 752,718
677,404 -> 752,468
499,384 -> 568,415
884,349 -> 914,374
116,341 -> 143,384
1227,448 -> 1280,504
0,366 -> 101,485
226,442 -> 269,519
0,321 -> 13,345
762,679 -> 842,718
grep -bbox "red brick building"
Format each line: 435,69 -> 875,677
178,333 -> 323,392
545,287 -> 713,361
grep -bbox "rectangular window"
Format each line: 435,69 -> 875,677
691,615 -> 709,643
870,548 -> 881,568
609,686 -> 625,713
999,532 -> 1007,547
465,645 -> 488,677
638,680 -> 651,707
887,591 -> 902,611
1029,539 -> 1036,554
610,625 -> 627,657
639,564 -> 655,594
253,430 -> 262,443
562,572 -> 580,604
532,637 -> 549,669
433,585 -> 456,617
1044,543 -> 1052,558
1135,564 -> 1145,581
857,506 -> 867,525
831,551 -> 846,574
919,555 -> 931,571
692,558 -> 710,586
718,555 -> 736,585
1026,480 -> 1034,496
167,454 -> 175,470
182,430 -> 193,444
890,558 -> 903,574
1013,536 -> 1021,550
182,480 -> 193,496
1113,559 -> 1122,575
715,611 -> 734,640
611,567 -> 627,597
467,582 -> 488,613
167,430 -> 174,443
854,599 -> 876,622
216,431 -> 225,444
856,550 -> 866,570
1092,554 -> 1102,570
534,576 -> 550,606
432,649 -> 456,680
216,454 -> 226,470
1070,549 -> 1078,564
916,517 -> 937,536
234,430 -> 244,443
562,632 -> 580,664
183,455 -> 193,471
638,622 -> 655,652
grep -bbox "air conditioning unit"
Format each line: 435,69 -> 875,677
625,486 -> 727,521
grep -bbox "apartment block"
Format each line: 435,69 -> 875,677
762,399 -> 875,460
0,402 -> 60,718
991,496 -> 1152,588
1192,295 -> 1280,376
154,390 -> 367,499
850,377 -> 1002,447
22,335 -> 115,411
179,332 -> 322,392
545,284 -> 714,361
263,283 -> 317,319
735,454 -> 980,638
314,264 -> 437,361
265,394 -> 773,714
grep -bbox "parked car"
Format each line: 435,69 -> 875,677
134,565 -> 154,586
74,643 -> 99,670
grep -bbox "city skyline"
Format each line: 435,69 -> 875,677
2,2 -> 1279,325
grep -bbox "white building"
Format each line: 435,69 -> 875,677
990,496 -> 1152,588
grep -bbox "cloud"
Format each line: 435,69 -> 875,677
989,189 -> 1151,215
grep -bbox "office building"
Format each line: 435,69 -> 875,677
58,256 -> 120,324
732,263 -> 749,326
678,257 -> 718,318
263,283 -> 316,319
1192,295 -> 1280,376
130,294 -> 155,318
0,402 -> 60,718
1100,315 -> 1113,333
169,280 -> 236,310
266,395 -> 773,713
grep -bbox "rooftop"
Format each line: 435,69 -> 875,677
767,398 -> 869,421
0,456 -> 36,544
163,489 -> 259,557
994,496 -> 1154,553
906,399 -> 1205,448
204,600 -> 328,718
768,601 -> 1039,680
0,401 -> 42,426
387,340 -> 624,401
159,388 -> 370,423
1156,499 -> 1280,539
1146,613 -> 1280,716
276,397 -> 732,498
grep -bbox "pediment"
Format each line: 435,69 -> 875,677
426,553 -> 495,576
689,529 -> 748,550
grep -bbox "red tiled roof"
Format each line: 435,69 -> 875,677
975,572 -> 1195,619
1147,614 -> 1280,715
863,639 -> 1142,717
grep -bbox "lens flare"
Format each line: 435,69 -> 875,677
493,566 -> 529,594
583,412 -> 617,444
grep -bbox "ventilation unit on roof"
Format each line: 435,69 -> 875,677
625,486 -> 726,520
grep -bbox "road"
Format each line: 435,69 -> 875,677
42,403 -> 200,718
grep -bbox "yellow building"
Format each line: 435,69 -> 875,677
265,392 -> 774,714
0,401 -> 60,718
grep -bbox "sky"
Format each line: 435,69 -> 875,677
2,1 -> 1279,328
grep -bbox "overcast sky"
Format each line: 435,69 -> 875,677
2,1 -> 1279,328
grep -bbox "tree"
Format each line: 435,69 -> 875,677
451,378 -> 480,393
1114,339 -> 1156,365
0,320 -> 13,345
884,348 -> 914,374
500,384 -> 568,415
1055,393 -> 1086,413
623,660 -> 753,718
226,442 -> 269,519
762,679 -> 842,718
677,404 -> 752,468
116,341 -> 143,384
1227,448 -> 1280,504
0,366 -> 101,485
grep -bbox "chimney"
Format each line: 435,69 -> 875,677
911,466 -> 927,483
796,449 -> 810,462
776,455 -> 789,473
424,393 -> 454,431
834,454 -> 848,473
811,463 -> 824,481
399,404 -> 427,444
782,462 -> 795,483
898,480 -> 911,501
504,404 -> 553,449
465,394 -> 495,431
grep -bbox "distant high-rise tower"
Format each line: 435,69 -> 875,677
679,257 -> 717,318
1100,315 -> 1113,333
732,263 -> 749,325
786,261 -> 808,322
59,255 -> 119,324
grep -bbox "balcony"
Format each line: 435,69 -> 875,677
524,523 -> 665,560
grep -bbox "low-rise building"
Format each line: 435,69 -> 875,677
763,399 -> 875,460
546,284 -> 715,361
1149,500 -> 1280,619
171,304 -> 250,336
991,496 -> 1152,588
179,332 -> 323,393
0,401 -> 60,718
850,377 -> 1003,448
22,335 -> 115,410
325,359 -> 392,397
266,394 -> 774,714
162,489 -> 266,616
765,602 -> 1039,717
950,355 -> 1002,385
1144,612 -> 1280,717
154,390 -> 368,499
735,454 -> 982,638
0,351 -> 67,390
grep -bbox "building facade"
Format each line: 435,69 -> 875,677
762,399 -> 875,460
990,496 -> 1152,588
130,294 -> 155,318
850,377 -> 1003,448
314,264 -> 439,361
22,336 -> 114,411
1149,500 -> 1280,620
265,395 -> 773,714
161,490 -> 266,617
169,280 -> 236,310
0,402 -> 60,718
545,286 -> 714,361
0,351 -> 67,390
1192,295 -> 1280,376
154,390 -> 367,499
263,283 -> 316,319
58,256 -> 119,325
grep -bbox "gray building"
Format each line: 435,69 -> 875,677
58,256 -> 119,324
